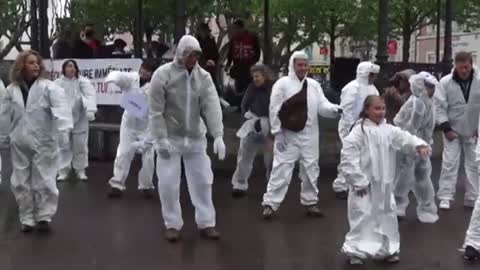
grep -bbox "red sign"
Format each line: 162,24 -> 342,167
320,47 -> 329,56
387,40 -> 398,55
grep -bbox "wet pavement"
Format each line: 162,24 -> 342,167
0,153 -> 478,270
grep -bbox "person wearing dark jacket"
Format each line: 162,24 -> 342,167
72,24 -> 103,59
195,23 -> 220,91
225,20 -> 261,96
231,64 -> 274,198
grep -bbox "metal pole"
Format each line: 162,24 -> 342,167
134,0 -> 143,58
30,0 -> 39,51
442,0 -> 452,67
435,0 -> 441,64
376,0 -> 389,63
174,0 -> 187,44
263,0 -> 272,66
38,0 -> 50,58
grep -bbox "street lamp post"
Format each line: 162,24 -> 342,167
30,0 -> 39,51
175,0 -> 187,44
134,0 -> 144,58
263,0 -> 272,66
436,0 -> 441,64
376,0 -> 389,64
442,0 -> 453,70
38,0 -> 50,58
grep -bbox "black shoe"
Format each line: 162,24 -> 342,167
21,224 -> 34,233
464,246 -> 480,261
262,205 -> 274,220
305,205 -> 324,218
108,187 -> 123,198
232,189 -> 247,198
165,229 -> 181,242
335,191 -> 348,200
141,189 -> 154,199
200,227 -> 221,240
36,221 -> 51,233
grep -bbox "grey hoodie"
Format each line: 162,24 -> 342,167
149,35 -> 224,141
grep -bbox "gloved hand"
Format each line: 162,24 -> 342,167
58,132 -> 70,147
157,138 -> 173,159
131,141 -> 145,154
213,137 -> 226,161
86,112 -> 96,121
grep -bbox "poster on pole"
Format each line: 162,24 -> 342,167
45,58 -> 143,105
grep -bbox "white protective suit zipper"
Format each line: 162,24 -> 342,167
185,71 -> 192,146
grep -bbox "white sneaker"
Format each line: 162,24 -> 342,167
349,257 -> 364,265
56,169 -> 70,181
439,200 -> 451,210
464,199 -> 476,208
76,170 -> 88,181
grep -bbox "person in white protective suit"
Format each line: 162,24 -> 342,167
435,52 -> 480,210
149,35 -> 225,242
332,61 -> 380,199
105,60 -> 159,199
0,50 -> 73,233
54,59 -> 97,181
0,79 -> 4,183
231,63 -> 274,198
261,51 -> 342,219
340,95 -> 430,265
393,72 -> 439,223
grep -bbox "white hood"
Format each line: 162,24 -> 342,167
288,51 -> 309,78
174,35 -> 202,65
356,61 -> 380,84
409,71 -> 438,97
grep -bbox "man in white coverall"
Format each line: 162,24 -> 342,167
105,60 -> 158,199
149,35 -> 226,242
332,61 -> 380,199
262,51 -> 341,219
435,52 -> 480,210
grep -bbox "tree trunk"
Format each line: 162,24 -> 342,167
402,29 -> 411,62
329,15 -> 337,67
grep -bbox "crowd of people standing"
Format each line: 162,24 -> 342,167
1,22 -> 480,265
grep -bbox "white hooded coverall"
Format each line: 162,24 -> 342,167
0,79 -> 5,183
149,35 -> 225,230
435,67 -> 480,205
393,72 -> 438,223
54,76 -> 97,175
340,119 -> 428,259
333,62 -> 380,193
262,51 -> 341,211
464,114 -> 480,250
106,71 -> 155,191
0,79 -> 73,226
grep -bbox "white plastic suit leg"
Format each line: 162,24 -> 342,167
58,131 -> 73,172
464,197 -> 480,250
394,154 -> 413,217
333,136 -> 348,193
108,129 -> 137,191
262,133 -> 299,211
231,134 -> 263,191
342,188 -> 400,259
11,142 -> 59,226
299,158 -> 319,206
137,146 -> 155,190
157,138 -> 216,230
462,137 -> 479,203
71,130 -> 89,172
157,151 -> 183,230
437,136 -> 462,201
182,149 -> 216,229
412,157 -> 438,223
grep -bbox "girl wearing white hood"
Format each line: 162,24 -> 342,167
261,51 -> 341,219
393,72 -> 439,223
340,95 -> 430,265
54,59 -> 97,181
149,35 -> 225,242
